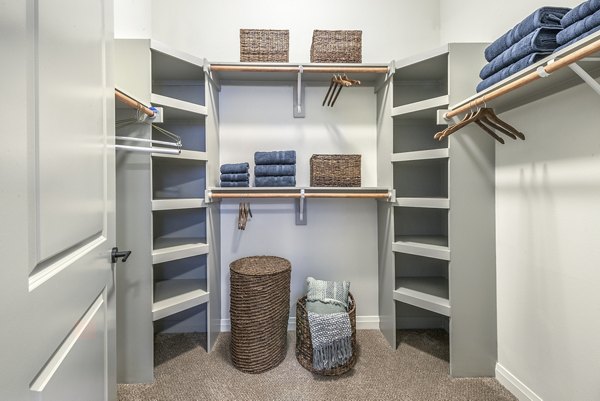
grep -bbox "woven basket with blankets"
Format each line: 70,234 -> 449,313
296,277 -> 357,375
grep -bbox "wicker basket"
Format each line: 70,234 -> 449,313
240,29 -> 289,62
310,154 -> 361,187
295,293 -> 357,376
229,256 -> 291,373
310,30 -> 362,63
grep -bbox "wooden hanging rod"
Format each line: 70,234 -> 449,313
115,90 -> 155,117
446,37 -> 600,119
210,192 -> 390,199
209,65 -> 389,74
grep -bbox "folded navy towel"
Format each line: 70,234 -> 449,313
480,28 -> 561,80
557,8 -> 600,44
254,151 -> 296,165
484,7 -> 570,61
255,176 -> 296,187
477,53 -> 551,92
220,173 -> 250,182
220,163 -> 249,174
220,181 -> 249,187
556,24 -> 600,50
254,164 -> 296,177
561,0 -> 600,28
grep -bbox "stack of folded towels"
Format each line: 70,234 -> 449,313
556,0 -> 600,50
220,162 -> 249,187
254,150 -> 296,187
477,6 -> 571,92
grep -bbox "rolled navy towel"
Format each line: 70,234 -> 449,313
484,6 -> 570,61
480,27 -> 561,80
557,8 -> 600,44
556,23 -> 600,51
254,164 -> 296,177
254,150 -> 296,165
477,52 -> 551,92
220,162 -> 249,174
220,181 -> 249,187
561,0 -> 600,28
255,176 -> 296,187
220,173 -> 250,182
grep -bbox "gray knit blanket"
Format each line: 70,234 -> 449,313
305,277 -> 352,370
307,311 -> 352,370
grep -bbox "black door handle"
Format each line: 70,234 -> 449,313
111,247 -> 132,263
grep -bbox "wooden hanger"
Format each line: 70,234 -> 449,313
323,74 -> 361,107
322,76 -> 337,106
480,108 -> 525,140
435,107 -> 525,143
237,202 -> 252,230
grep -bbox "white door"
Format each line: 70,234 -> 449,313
0,1 -> 117,401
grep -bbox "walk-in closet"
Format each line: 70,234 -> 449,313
3,1 -> 600,400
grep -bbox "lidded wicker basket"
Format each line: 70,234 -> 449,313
310,30 -> 362,63
229,256 -> 291,373
240,29 -> 289,62
295,293 -> 357,376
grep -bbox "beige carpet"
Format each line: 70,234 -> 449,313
118,330 -> 516,401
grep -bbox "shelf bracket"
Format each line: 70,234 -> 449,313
204,59 -> 222,92
205,189 -> 214,204
374,60 -> 395,94
568,62 -> 600,97
388,189 -> 396,203
295,189 -> 307,225
294,65 -> 305,118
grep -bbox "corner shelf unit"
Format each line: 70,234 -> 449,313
115,39 -> 220,383
377,43 -> 497,377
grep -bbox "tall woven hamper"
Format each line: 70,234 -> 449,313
295,293 -> 357,376
229,256 -> 291,373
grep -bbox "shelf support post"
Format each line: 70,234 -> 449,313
568,62 -> 600,97
295,189 -> 307,225
294,65 -> 305,118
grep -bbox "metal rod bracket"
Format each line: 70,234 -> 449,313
294,66 -> 305,118
569,62 -> 600,96
295,189 -> 307,225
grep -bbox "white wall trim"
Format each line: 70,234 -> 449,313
220,315 -> 380,332
496,363 -> 543,401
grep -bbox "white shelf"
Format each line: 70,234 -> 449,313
394,277 -> 450,316
151,93 -> 207,119
210,62 -> 389,86
450,31 -> 600,114
150,39 -> 204,70
152,237 -> 209,264
152,149 -> 208,161
209,186 -> 391,198
391,148 -> 449,162
152,198 -> 206,211
395,197 -> 449,209
394,44 -> 449,73
152,279 -> 209,321
393,235 -> 450,261
391,95 -> 449,119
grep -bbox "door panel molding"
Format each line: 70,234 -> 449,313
30,291 -> 105,392
28,233 -> 106,291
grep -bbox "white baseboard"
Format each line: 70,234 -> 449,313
496,363 -> 543,401
220,315 -> 380,332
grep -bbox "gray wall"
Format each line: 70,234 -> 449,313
151,0 -> 441,63
496,85 -> 600,400
218,85 -> 380,326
